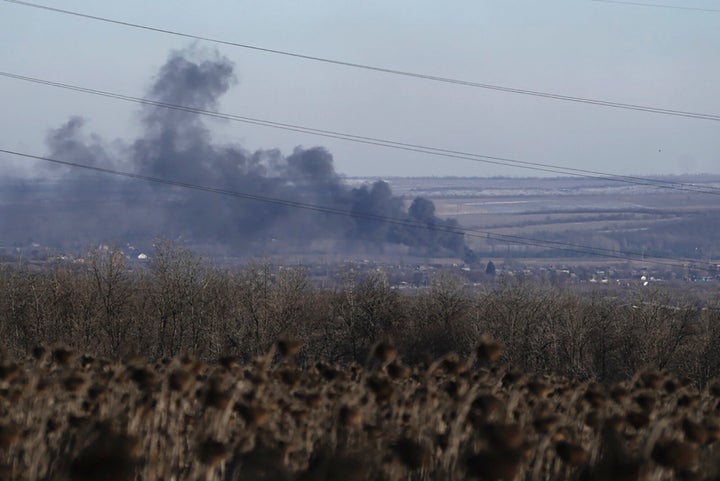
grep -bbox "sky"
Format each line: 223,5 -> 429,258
1,0 -> 719,179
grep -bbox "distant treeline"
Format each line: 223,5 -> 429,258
473,211 -> 720,262
539,212 -> 720,260
1,242 -> 719,385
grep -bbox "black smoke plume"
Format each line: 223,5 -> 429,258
0,47 -> 473,261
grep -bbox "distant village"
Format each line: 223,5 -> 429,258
2,241 -> 718,290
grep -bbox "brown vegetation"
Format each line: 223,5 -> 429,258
2,245 -> 720,478
1,244 -> 719,386
1,338 -> 720,480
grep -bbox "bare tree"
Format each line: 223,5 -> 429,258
328,269 -> 400,363
87,246 -> 131,357
149,240 -> 207,358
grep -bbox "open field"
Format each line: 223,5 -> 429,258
3,175 -> 720,270
2,176 -> 719,289
352,176 -> 720,263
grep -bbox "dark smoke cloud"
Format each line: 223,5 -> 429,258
0,47 -> 473,261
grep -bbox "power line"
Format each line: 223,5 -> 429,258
4,0 -> 720,122
591,0 -> 720,13
3,71 -> 720,197
0,148 -> 716,272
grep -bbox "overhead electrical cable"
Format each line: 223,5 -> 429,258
4,0 -> 720,122
591,0 -> 720,13
2,71 -> 720,197
0,148 -> 717,272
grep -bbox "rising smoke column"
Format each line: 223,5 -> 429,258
1,46 -> 474,260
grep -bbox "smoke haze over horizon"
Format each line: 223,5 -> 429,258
0,47 -> 473,261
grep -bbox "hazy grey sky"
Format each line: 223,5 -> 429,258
1,0 -> 718,178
